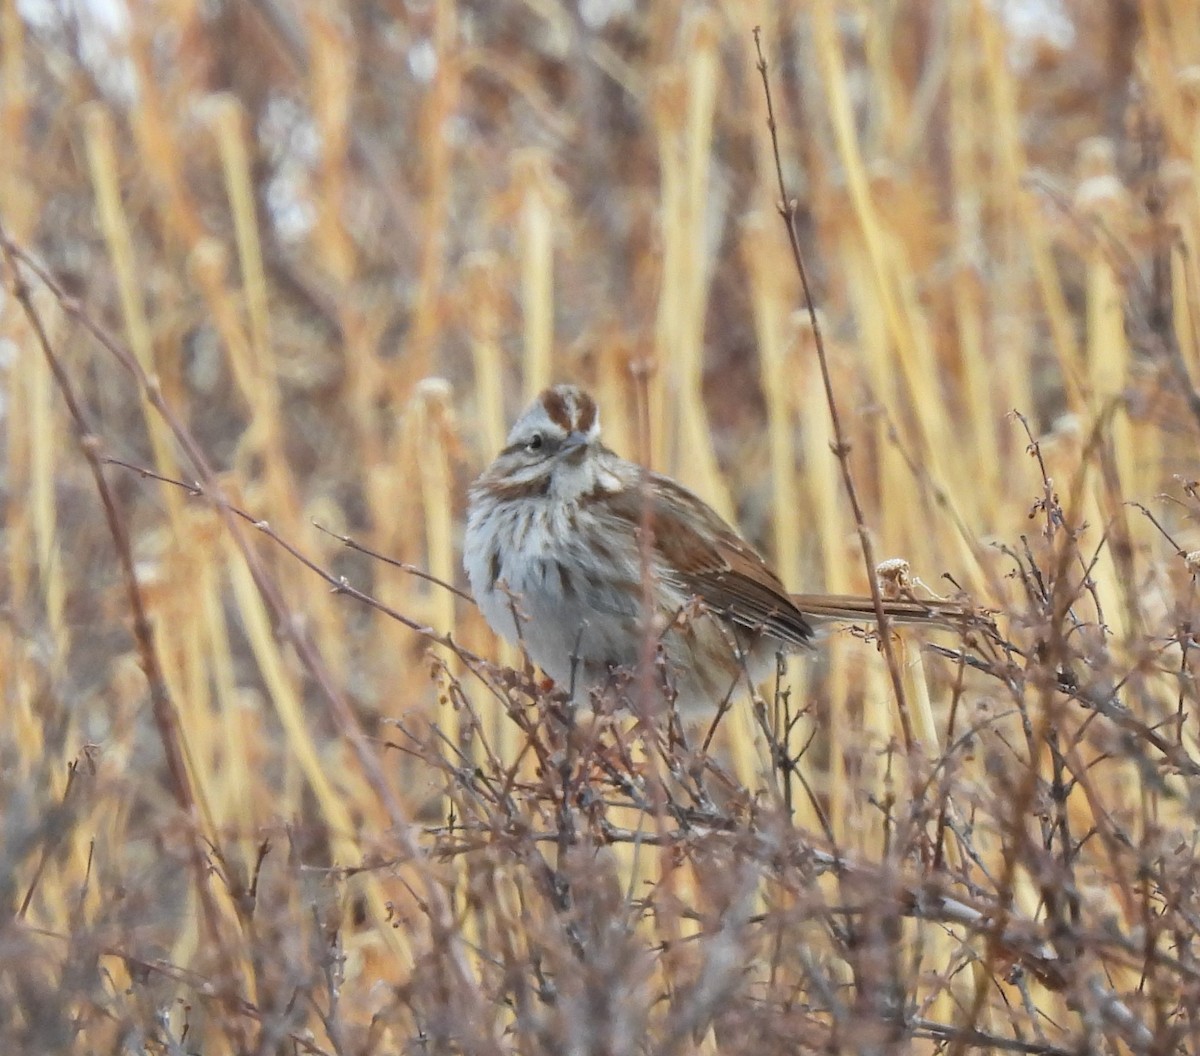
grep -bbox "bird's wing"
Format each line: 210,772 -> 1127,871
602,473 -> 814,648
599,472 -> 977,642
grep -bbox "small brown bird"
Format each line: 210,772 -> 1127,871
465,384 -> 967,710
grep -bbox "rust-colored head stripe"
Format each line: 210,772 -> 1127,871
539,386 -> 598,434
574,391 -> 597,434
540,387 -> 572,431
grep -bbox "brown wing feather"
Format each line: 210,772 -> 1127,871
598,471 -> 975,641
603,472 -> 814,648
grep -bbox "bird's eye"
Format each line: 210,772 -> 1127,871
526,432 -> 545,452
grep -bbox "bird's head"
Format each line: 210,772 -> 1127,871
481,384 -> 611,501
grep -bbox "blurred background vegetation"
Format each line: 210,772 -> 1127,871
4,0 -> 1200,1052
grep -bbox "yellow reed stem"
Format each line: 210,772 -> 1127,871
742,212 -> 801,589
899,639 -> 958,1022
820,634 -> 848,843
791,319 -> 852,835
1082,242 -> 1134,639
901,637 -> 938,764
835,236 -> 899,542
808,5 -> 915,400
810,9 -> 957,587
1,0 -> 24,117
405,0 -> 459,393
0,0 -> 29,228
1172,240 -> 1200,378
888,256 -> 977,573
724,699 -> 769,793
516,150 -> 556,401
651,60 -> 717,489
463,252 -> 509,457
17,734 -> 82,928
673,14 -> 734,523
683,14 -> 719,327
955,0 -> 1032,502
976,4 -> 1086,412
1139,1 -> 1187,148
945,16 -> 1003,516
208,103 -> 294,510
595,337 -> 635,460
740,211 -> 826,820
414,380 -> 459,676
139,556 -> 225,855
304,4 -> 356,286
209,97 -> 271,374
793,321 -> 845,593
187,238 -> 258,399
606,735 -> 669,959
4,350 -> 31,620
412,384 -> 482,965
206,96 -> 355,679
227,553 -> 340,824
858,654 -> 892,854
192,242 -> 345,691
650,65 -> 683,476
168,891 -> 205,995
950,273 -> 1002,517
464,252 -> 523,754
225,552 -> 412,968
0,631 -> 41,785
22,295 -> 67,678
206,117 -> 280,431
201,521 -> 254,848
82,105 -> 184,529
126,32 -> 204,251
1171,0 -> 1200,65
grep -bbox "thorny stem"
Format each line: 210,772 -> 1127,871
752,29 -> 914,751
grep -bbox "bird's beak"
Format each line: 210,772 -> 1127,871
560,432 -> 589,461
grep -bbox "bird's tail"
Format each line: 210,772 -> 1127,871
789,593 -> 980,629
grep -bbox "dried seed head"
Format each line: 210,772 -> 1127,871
875,558 -> 912,599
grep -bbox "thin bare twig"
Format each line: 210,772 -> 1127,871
752,28 -> 914,750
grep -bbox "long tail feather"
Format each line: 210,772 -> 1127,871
789,593 -> 977,628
